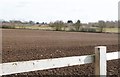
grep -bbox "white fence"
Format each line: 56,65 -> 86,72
0,46 -> 120,76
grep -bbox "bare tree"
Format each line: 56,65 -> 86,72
49,21 -> 64,31
74,20 -> 82,31
98,20 -> 106,32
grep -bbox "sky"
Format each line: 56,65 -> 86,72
119,1 -> 120,20
0,0 -> 119,23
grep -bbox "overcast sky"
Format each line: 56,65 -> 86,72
119,1 -> 120,20
0,0 -> 119,23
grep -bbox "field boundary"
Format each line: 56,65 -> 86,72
0,46 -> 119,76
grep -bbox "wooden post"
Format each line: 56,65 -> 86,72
95,46 -> 107,77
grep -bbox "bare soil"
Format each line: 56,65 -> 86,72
2,29 -> 119,76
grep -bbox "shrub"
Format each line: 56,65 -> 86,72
2,25 -> 15,29
69,28 -> 75,32
81,28 -> 96,32
88,28 -> 96,32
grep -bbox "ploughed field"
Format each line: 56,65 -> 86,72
2,29 -> 119,76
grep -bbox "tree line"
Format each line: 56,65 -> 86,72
49,20 -> 117,33
0,20 -> 118,33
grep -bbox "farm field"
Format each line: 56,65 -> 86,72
2,29 -> 119,76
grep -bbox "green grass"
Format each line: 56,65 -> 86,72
15,26 -> 119,33
92,28 -> 119,33
103,28 -> 119,33
15,26 -> 53,30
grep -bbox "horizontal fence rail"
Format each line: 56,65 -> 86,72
0,51 -> 119,76
106,51 -> 120,60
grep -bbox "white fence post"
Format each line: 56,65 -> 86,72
95,46 -> 107,76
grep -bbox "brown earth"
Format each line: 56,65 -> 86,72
2,29 -> 119,76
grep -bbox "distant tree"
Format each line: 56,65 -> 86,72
98,20 -> 106,32
22,21 -> 29,24
67,20 -> 73,23
1,21 -> 8,23
41,22 -> 45,25
36,22 -> 40,24
49,21 -> 64,31
29,21 -> 35,25
74,20 -> 82,31
118,20 -> 120,28
9,20 -> 22,24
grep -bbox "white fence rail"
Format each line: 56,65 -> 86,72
0,46 -> 120,76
